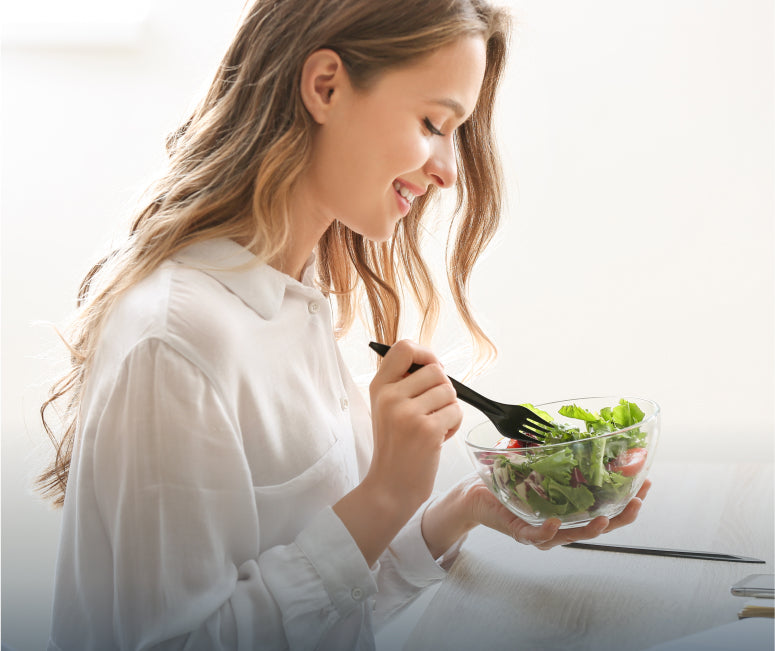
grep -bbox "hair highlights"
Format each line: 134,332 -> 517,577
38,0 -> 511,506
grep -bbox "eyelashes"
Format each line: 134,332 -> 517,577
423,117 -> 445,137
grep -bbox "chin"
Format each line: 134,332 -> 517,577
371,223 -> 401,243
368,228 -> 397,243
346,219 -> 400,244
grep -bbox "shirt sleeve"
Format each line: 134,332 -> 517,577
82,338 -> 460,651
370,500 -> 467,628
91,337 -> 286,650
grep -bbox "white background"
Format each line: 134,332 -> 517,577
2,1 -> 773,649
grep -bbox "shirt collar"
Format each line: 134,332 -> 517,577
173,237 -> 318,320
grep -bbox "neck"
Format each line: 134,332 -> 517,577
267,243 -> 313,282
266,181 -> 333,281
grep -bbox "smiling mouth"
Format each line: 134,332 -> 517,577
393,180 -> 416,204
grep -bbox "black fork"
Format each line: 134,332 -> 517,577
369,342 -> 550,445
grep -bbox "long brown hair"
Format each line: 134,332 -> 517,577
38,0 -> 511,507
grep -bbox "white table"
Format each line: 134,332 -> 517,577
377,462 -> 774,651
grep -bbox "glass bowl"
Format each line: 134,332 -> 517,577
465,396 -> 660,528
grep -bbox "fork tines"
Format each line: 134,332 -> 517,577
520,418 -> 551,442
519,429 -> 546,443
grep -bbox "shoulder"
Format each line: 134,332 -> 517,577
95,261 -> 256,384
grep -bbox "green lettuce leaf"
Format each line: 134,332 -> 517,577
521,403 -> 554,424
574,437 -> 607,487
595,470 -> 634,504
558,404 -> 599,422
530,448 -> 577,484
545,477 -> 595,511
526,488 -> 570,517
612,400 -> 645,428
604,434 -> 631,460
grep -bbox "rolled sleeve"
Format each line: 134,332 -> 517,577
386,502 -> 450,587
287,507 -> 378,616
369,499 -> 466,630
259,508 -> 378,650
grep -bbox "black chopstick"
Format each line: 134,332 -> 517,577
563,542 -> 765,564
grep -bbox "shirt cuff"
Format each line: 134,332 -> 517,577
386,498 -> 467,587
295,506 -> 378,617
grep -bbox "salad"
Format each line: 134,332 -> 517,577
490,399 -> 648,519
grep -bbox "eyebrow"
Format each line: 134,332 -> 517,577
428,98 -> 466,118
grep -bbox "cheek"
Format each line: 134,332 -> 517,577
320,109 -> 431,188
375,130 -> 430,181
399,136 -> 431,170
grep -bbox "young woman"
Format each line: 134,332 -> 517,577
40,1 -> 650,649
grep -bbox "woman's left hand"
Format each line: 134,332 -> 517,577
422,473 -> 651,558
458,474 -> 652,550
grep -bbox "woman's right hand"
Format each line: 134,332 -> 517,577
366,339 -> 462,515
333,339 -> 461,567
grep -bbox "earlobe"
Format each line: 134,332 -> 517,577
300,49 -> 345,125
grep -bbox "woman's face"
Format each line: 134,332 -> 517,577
303,36 -> 488,241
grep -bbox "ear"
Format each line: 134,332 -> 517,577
300,49 -> 348,125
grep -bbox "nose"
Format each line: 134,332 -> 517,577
424,136 -> 457,189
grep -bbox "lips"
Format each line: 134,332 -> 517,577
393,180 -> 416,203
392,178 -> 426,217
394,178 -> 426,200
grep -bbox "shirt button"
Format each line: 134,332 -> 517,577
308,301 -> 320,314
340,397 -> 349,411
351,587 -> 363,601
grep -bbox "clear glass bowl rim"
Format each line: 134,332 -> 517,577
464,395 -> 661,453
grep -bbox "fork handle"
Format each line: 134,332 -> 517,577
368,342 -> 501,417
446,377 -> 503,416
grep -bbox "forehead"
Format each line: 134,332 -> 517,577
367,36 -> 487,119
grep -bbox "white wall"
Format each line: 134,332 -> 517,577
2,1 -> 773,649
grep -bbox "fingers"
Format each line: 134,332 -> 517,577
366,341 -> 463,511
371,339 -> 458,419
490,478 -> 653,551
636,478 -> 652,500
374,339 -> 441,383
553,517 -> 610,546
518,518 -> 606,550
603,497 -> 643,532
512,518 -> 561,546
598,479 -> 650,534
409,374 -> 456,410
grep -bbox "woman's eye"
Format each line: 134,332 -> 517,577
423,117 -> 445,137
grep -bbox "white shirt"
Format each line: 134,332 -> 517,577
48,238 -> 462,651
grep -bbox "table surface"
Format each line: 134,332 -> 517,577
378,461 -> 774,651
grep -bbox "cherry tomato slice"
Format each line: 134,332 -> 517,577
610,447 -> 647,477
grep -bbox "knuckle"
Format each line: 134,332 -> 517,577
416,417 -> 438,438
374,385 -> 399,412
392,339 -> 414,357
429,363 -> 446,382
